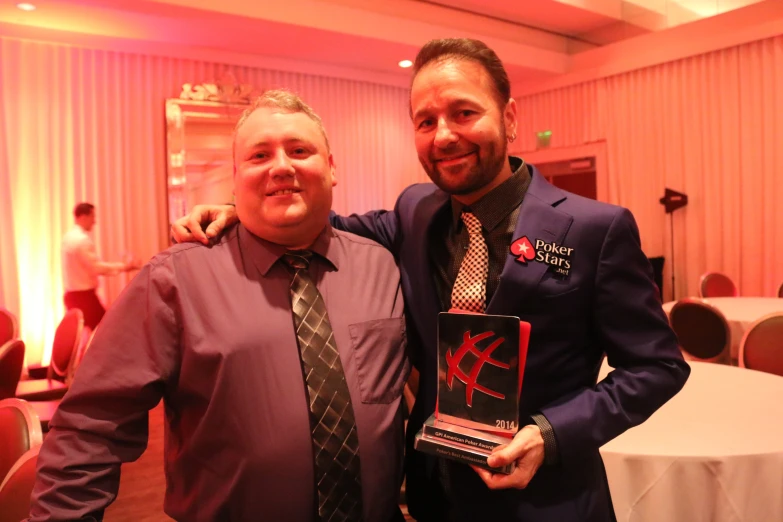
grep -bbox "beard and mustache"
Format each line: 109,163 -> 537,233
421,129 -> 508,196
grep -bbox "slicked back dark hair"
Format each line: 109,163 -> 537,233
411,38 -> 511,111
73,202 -> 95,218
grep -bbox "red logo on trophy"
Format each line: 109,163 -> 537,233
446,331 -> 510,406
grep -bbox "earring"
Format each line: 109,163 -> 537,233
508,132 -> 517,143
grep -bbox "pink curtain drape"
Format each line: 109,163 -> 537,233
0,37 -> 424,365
0,53 -> 20,325
516,35 -> 783,301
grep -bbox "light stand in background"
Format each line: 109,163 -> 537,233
659,188 -> 688,300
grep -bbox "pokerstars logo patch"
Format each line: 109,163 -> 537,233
510,236 -> 573,277
510,236 -> 535,263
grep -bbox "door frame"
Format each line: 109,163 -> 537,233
510,141 -> 609,203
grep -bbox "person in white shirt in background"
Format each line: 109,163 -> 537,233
61,202 -> 140,330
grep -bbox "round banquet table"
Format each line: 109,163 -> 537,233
598,361 -> 783,522
662,297 -> 783,358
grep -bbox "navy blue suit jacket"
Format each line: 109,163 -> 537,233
332,166 -> 689,522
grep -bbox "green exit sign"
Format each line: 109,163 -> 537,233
536,130 -> 552,149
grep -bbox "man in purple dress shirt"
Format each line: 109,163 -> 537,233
26,90 -> 409,522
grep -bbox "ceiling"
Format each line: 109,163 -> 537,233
0,0 -> 772,90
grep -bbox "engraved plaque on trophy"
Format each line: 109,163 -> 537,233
414,311 -> 530,474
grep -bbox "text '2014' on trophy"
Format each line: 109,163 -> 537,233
414,311 -> 531,474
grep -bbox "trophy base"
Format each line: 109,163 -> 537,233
422,415 -> 513,450
413,415 -> 515,474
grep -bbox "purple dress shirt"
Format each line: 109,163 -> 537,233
28,224 -> 409,522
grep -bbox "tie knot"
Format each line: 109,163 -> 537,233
282,250 -> 313,270
460,211 -> 483,236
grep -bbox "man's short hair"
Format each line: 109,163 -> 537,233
73,202 -> 95,218
234,89 -> 331,152
411,38 -> 511,111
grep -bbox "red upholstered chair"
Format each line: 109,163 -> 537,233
0,446 -> 40,522
0,340 -> 25,401
28,400 -> 60,434
0,399 -> 42,488
0,308 -> 17,346
69,327 -> 96,381
16,309 -> 83,402
29,325 -> 95,383
669,298 -> 731,365
739,313 -> 783,377
699,272 -> 738,298
28,328 -> 99,433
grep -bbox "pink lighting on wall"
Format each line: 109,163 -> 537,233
16,3 -> 36,11
398,59 -> 413,68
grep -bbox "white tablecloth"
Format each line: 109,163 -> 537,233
599,361 -> 783,522
662,297 -> 783,358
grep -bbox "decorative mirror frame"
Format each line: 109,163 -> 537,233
165,74 -> 258,227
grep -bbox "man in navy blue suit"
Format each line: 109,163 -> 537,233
173,38 -> 689,522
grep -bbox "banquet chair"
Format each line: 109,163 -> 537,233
29,328 -> 98,433
0,340 -> 25,401
669,298 -> 731,364
0,399 -> 42,488
739,313 -> 783,377
26,311 -> 88,383
0,308 -> 18,346
68,327 -> 96,382
28,400 -> 60,434
0,446 -> 40,522
16,309 -> 83,402
699,272 -> 738,298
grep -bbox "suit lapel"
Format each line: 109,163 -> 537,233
487,168 -> 573,314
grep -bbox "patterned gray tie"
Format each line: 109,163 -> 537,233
282,251 -> 363,522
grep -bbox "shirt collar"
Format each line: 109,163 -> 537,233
451,156 -> 531,231
238,223 -> 339,277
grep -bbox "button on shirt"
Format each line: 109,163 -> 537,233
61,225 -> 124,291
30,224 -> 409,522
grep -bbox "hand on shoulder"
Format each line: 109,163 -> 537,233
170,204 -> 238,244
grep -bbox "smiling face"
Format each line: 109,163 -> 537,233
233,106 -> 336,248
410,58 -> 517,205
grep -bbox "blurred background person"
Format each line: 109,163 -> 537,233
61,202 -> 140,330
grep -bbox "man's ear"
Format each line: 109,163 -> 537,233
504,97 -> 518,138
329,154 -> 337,187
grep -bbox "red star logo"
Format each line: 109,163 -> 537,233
510,236 -> 535,264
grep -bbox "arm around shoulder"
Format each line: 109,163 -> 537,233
328,184 -> 425,255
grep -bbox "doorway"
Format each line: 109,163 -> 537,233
509,141 -> 609,203
534,156 -> 597,200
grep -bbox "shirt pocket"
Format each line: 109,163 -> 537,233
348,317 -> 409,404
